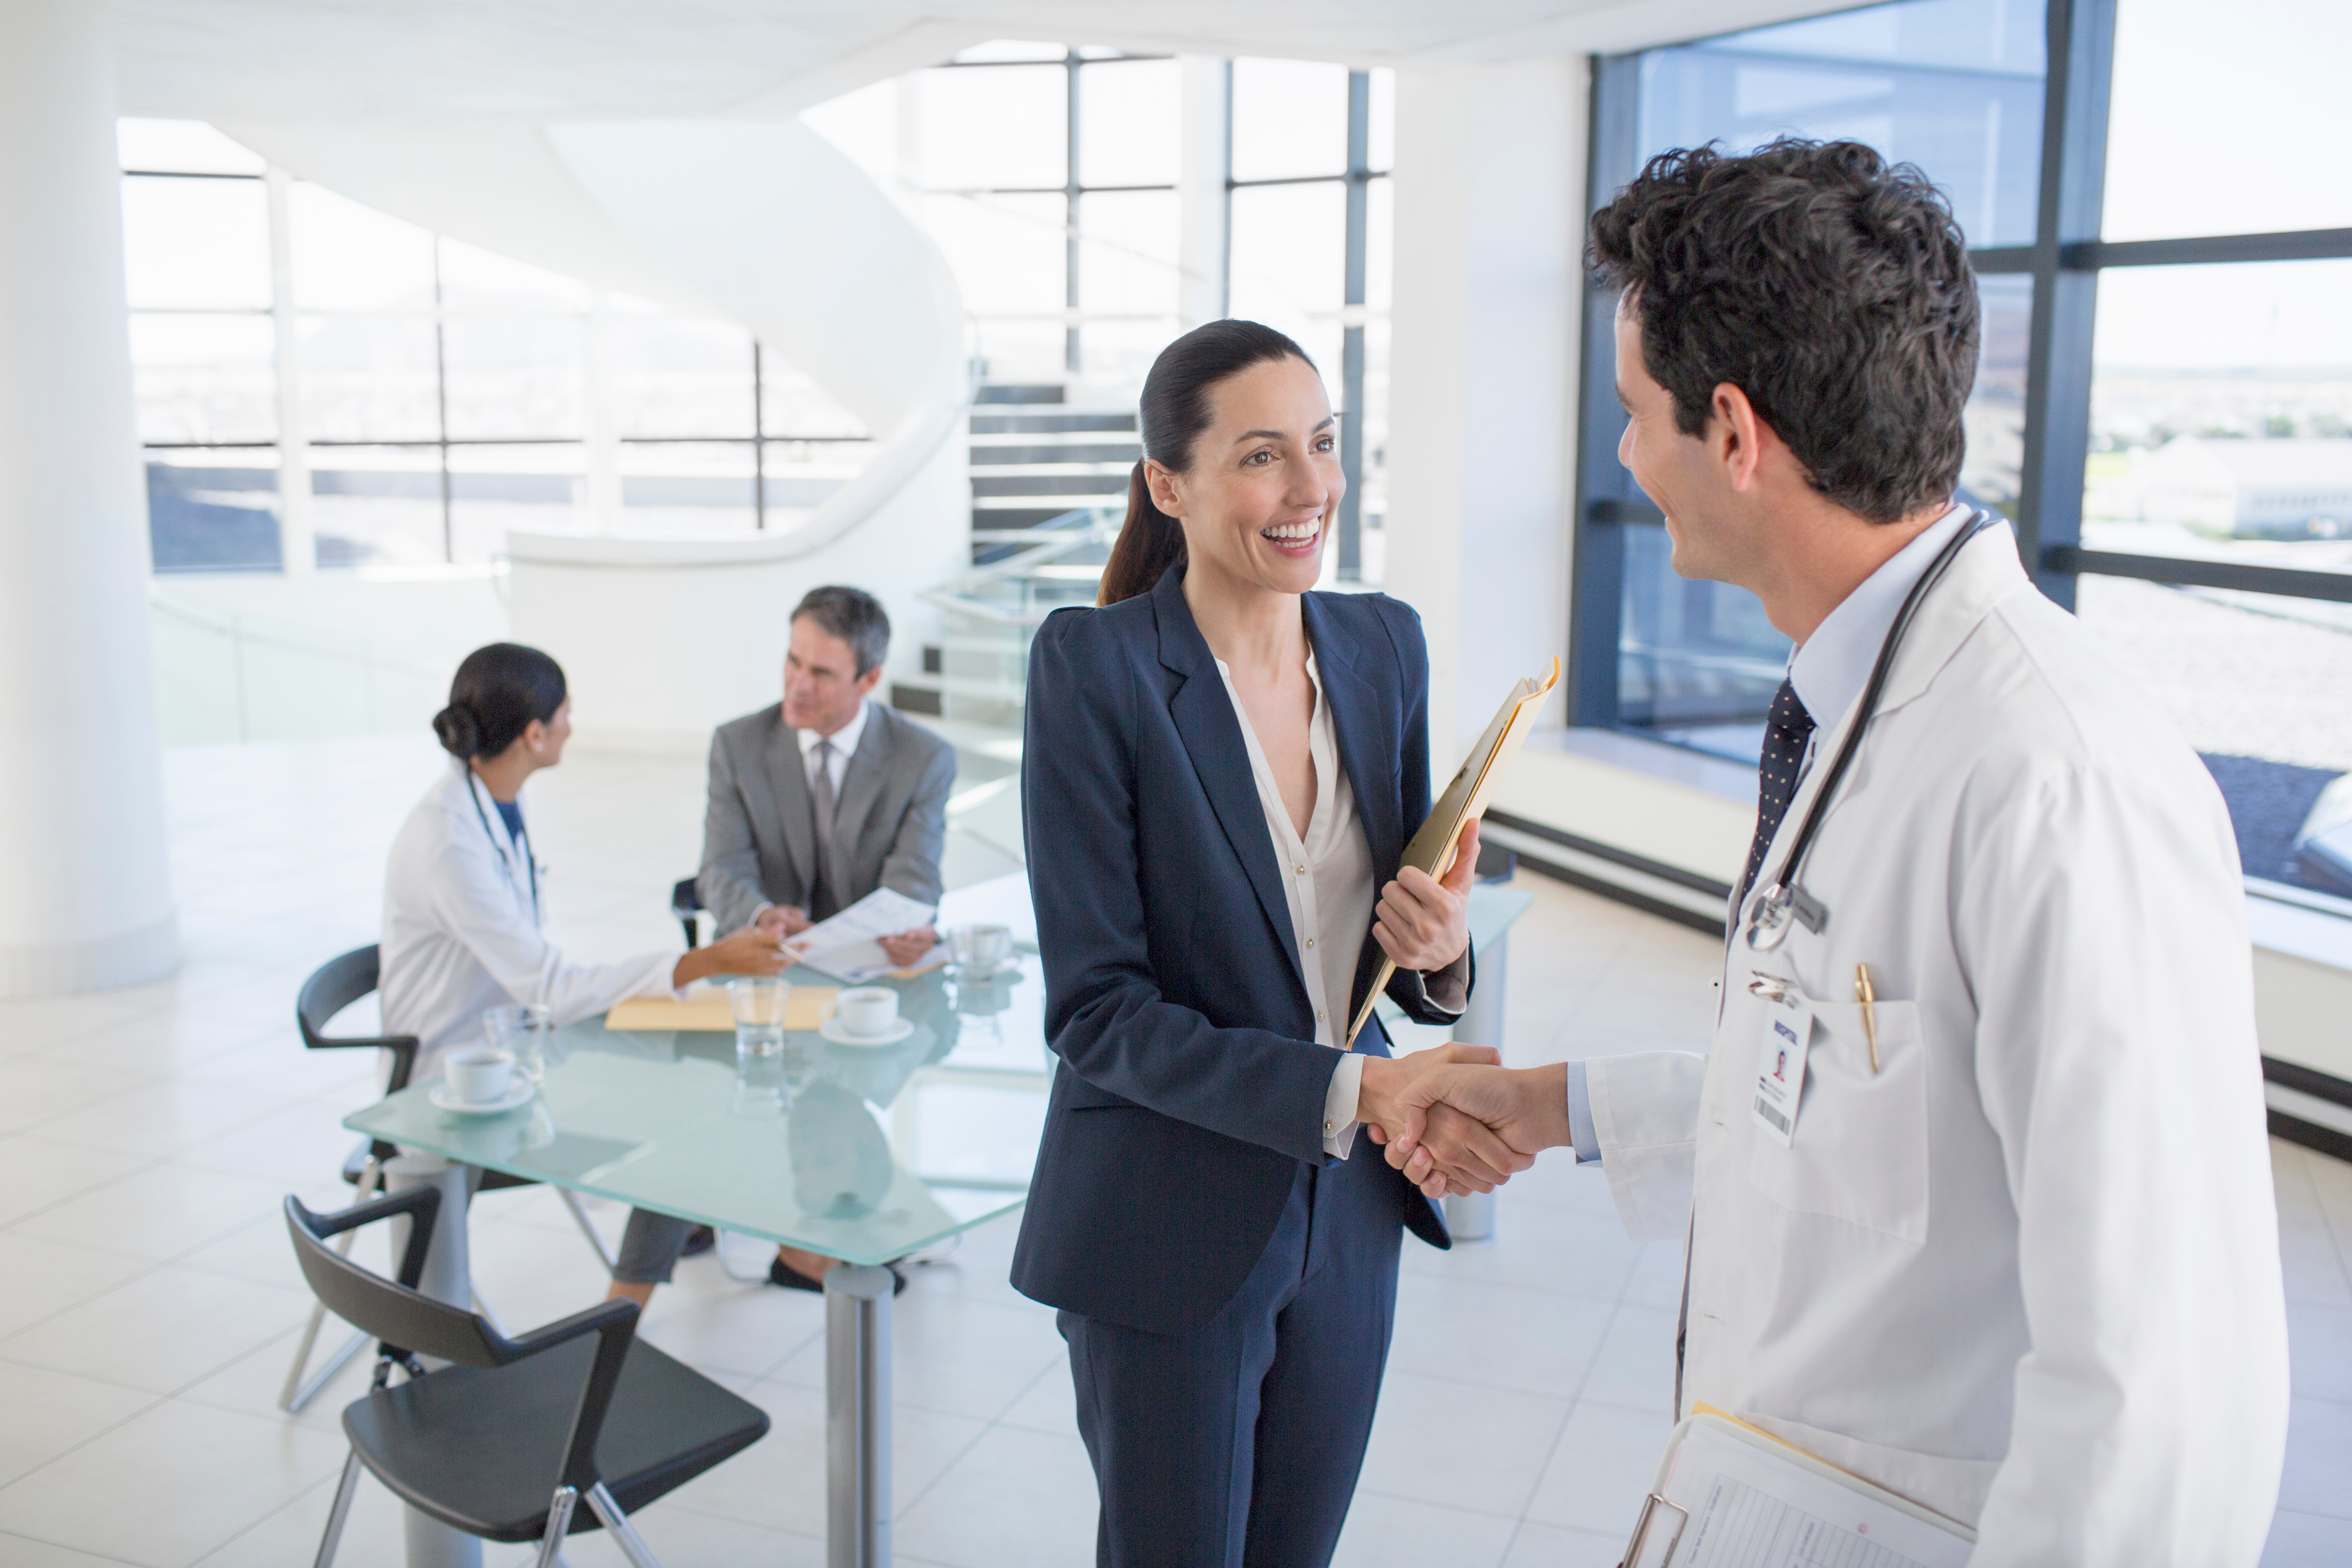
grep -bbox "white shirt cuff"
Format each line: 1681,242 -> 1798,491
1322,1050 -> 1366,1158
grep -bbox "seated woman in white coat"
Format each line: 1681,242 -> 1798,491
381,640 -> 787,1092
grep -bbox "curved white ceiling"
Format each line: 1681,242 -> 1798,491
112,0 -> 1852,122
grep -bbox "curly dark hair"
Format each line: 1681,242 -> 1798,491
1589,138 -> 1979,525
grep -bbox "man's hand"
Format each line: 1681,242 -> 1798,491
755,904 -> 813,938
878,925 -> 939,969
1373,818 -> 1479,974
1381,1062 -> 1573,1199
1357,1042 -> 1533,1193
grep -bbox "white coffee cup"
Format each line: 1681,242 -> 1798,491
826,987 -> 899,1038
446,1047 -> 515,1105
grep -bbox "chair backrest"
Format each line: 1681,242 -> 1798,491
671,877 -> 704,949
298,944 -> 421,1092
285,1189 -> 506,1369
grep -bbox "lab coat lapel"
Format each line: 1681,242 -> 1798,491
1153,568 -> 1307,994
1304,595 -> 1401,1025
764,712 -> 819,893
449,763 -> 536,926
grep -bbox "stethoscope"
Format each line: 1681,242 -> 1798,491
1744,509 -> 1996,952
461,763 -> 542,923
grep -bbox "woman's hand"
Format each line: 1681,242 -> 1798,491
878,925 -> 939,969
1372,817 -> 1480,974
673,925 -> 794,988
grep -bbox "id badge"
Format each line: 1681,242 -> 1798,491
1751,984 -> 1812,1147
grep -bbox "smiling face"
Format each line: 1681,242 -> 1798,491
1615,292 -> 1758,585
1145,354 -> 1342,597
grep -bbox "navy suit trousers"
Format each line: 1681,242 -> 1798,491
1059,1146 -> 1406,1568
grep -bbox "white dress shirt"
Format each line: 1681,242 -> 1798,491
796,696 -> 870,796
1213,652 -> 1374,1158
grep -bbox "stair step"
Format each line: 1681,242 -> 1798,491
969,441 -> 1140,467
970,411 -> 1137,435
973,384 -> 1067,405
973,473 -> 1132,499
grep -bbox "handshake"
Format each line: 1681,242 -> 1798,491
1354,1047 -> 1574,1199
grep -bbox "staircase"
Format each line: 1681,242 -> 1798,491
892,384 -> 1136,727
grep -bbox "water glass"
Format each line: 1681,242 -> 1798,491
947,923 -> 1013,978
482,1003 -> 553,1084
727,975 -> 792,1059
732,1050 -> 789,1118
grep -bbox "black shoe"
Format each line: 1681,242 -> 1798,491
679,1225 -> 717,1258
768,1256 -> 909,1295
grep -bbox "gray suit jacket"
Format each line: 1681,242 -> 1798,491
697,701 -> 957,935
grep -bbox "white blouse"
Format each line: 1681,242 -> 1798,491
1213,651 -> 1374,1157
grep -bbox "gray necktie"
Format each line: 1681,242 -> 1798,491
809,738 -> 841,920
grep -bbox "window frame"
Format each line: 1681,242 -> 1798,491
1567,0 -> 2352,735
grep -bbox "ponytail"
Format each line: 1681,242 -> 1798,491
1097,462 -> 1187,606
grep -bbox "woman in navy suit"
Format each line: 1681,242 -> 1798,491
1012,320 -> 1527,1567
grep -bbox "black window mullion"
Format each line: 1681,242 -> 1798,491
2012,0 -> 2117,610
2054,548 -> 2352,605
1565,52 -> 1645,729
1338,69 -> 1371,582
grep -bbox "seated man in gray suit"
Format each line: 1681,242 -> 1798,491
697,584 -> 955,962
606,585 -> 955,1305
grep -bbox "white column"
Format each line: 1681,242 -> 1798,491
0,0 -> 180,994
1382,58 -> 1586,769
266,165 -> 315,575
1176,56 -> 1229,329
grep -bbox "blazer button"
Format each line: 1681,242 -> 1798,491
1306,937 -> 1314,947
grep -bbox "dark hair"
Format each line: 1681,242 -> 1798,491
1098,319 -> 1314,606
1588,138 -> 1979,525
432,643 -> 567,760
792,585 -> 890,676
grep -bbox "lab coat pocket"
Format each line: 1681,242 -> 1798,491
1744,998 -> 1928,1244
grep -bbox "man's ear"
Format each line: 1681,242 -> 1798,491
854,664 -> 885,698
1144,458 -> 1186,519
1710,382 -> 1767,493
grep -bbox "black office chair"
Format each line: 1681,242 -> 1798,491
281,946 -> 620,1415
670,878 -> 703,949
287,1187 -> 768,1568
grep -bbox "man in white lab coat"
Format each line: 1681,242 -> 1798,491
1378,139 -> 2289,1563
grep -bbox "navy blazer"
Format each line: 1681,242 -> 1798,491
1011,566 -> 1469,1336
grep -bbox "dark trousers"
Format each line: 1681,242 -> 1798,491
1060,1148 -> 1405,1568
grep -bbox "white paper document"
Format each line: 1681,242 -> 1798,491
787,888 -> 942,983
1630,1418 -> 1972,1568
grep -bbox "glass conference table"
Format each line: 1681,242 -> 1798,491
346,872 -> 1532,1568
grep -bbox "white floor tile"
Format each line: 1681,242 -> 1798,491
765,1290 -> 1065,1423
3,1163 -> 298,1264
0,1234 -> 154,1340
2262,1506 -> 2352,1567
0,1141 -> 149,1233
2278,1397 -> 2352,1520
0,1362 -> 156,1489
0,1061 -> 150,1139
1500,1519 -> 1627,1568
890,1424 -> 1099,1568
996,1354 -> 1079,1438
0,1531 -> 141,1567
1355,1370 -> 1569,1518
0,1263 -> 313,1396
0,1398 -> 348,1568
1572,1302 -> 1678,1414
1387,1272 -> 1616,1399
29,1082 -> 281,1161
1401,1198 -> 1644,1303
1521,1398 -> 1676,1537
1329,1492 -> 1519,1568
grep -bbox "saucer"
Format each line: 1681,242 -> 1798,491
820,1016 -> 915,1048
429,1080 -> 536,1116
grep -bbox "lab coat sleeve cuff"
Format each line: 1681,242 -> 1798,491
1323,1050 -> 1366,1158
1565,1058 -> 1602,1165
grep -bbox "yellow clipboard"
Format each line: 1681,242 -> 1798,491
1343,656 -> 1559,1048
606,986 -> 840,1033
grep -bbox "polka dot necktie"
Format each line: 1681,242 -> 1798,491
1736,678 -> 1815,917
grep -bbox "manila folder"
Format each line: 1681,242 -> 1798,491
1342,656 -> 1559,1048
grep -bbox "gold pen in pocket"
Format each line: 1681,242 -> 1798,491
1854,963 -> 1880,1075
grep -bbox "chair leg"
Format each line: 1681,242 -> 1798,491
584,1482 -> 661,1568
533,1484 -> 578,1568
313,1450 -> 363,1568
283,1160 -> 383,1411
557,1188 -> 619,1275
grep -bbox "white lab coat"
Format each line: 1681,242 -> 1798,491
1583,526 -> 2288,1564
379,760 -> 677,1079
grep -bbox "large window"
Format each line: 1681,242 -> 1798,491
122,122 -> 866,573
1569,0 -> 2352,903
811,47 -> 1395,579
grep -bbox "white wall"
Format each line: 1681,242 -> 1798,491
1382,57 -> 1587,771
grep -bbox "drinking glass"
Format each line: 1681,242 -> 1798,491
947,923 -> 1013,978
727,975 -> 792,1058
482,1003 -> 553,1084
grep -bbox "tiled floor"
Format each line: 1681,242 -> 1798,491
0,733 -> 2344,1566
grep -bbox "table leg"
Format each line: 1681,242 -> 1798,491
384,1155 -> 484,1568
1444,929 -> 1509,1243
825,1263 -> 894,1568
